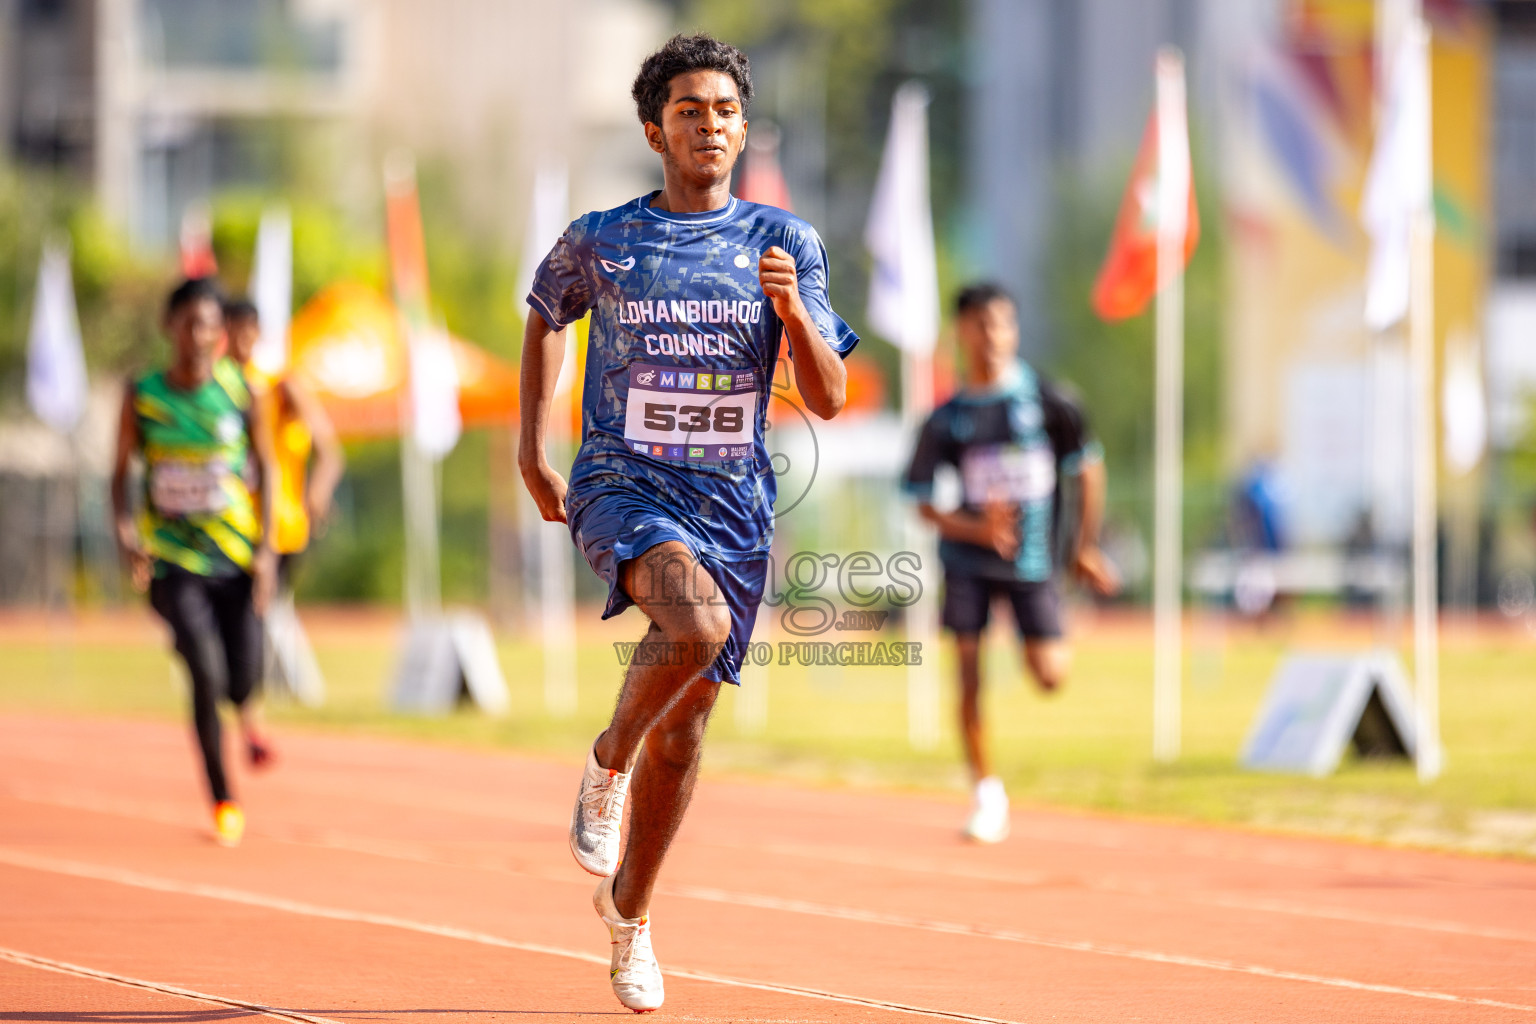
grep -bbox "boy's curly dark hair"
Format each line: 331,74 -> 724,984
631,33 -> 753,128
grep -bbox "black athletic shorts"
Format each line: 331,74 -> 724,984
941,573 -> 1063,639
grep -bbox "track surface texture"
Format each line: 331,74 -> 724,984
2,715 -> 1533,1023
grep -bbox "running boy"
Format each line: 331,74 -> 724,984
904,283 -> 1119,844
112,278 -> 279,847
519,34 -> 856,1012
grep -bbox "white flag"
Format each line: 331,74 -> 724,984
409,326 -> 461,459
865,82 -> 939,355
1156,50 -> 1192,259
250,206 -> 293,376
516,160 -> 577,396
1443,337 -> 1486,475
1361,19 -> 1431,331
27,238 -> 88,434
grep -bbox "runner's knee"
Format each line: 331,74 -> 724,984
1026,641 -> 1070,692
661,596 -> 730,650
693,601 -> 732,649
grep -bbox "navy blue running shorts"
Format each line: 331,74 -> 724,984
941,573 -> 1063,640
569,491 -> 767,686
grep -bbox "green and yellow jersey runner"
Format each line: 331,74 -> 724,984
133,358 -> 261,577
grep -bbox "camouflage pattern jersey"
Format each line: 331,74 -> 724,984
528,192 -> 857,559
132,358 -> 261,577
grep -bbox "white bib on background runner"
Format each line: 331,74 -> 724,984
960,443 -> 1056,505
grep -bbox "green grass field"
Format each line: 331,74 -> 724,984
3,608 -> 1534,857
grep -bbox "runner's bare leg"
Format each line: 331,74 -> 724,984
590,539 -> 731,919
611,675 -> 719,918
956,634 -> 989,782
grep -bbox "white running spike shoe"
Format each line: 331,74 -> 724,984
570,743 -> 631,876
594,874 -> 664,1013
964,776 -> 1011,844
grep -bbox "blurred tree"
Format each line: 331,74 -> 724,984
209,192 -> 386,309
0,164 -> 166,404
201,164 -> 521,606
673,0 -> 967,398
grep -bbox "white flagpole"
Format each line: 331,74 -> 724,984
1152,50 -> 1189,764
865,82 -> 941,750
1364,7 -> 1438,781
736,615 -> 770,734
541,364 -> 578,719
1405,19 -> 1440,783
1410,200 -> 1439,782
518,160 -> 578,718
903,347 -> 940,750
28,237 -> 89,614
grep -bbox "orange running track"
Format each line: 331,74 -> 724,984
2,713 -> 1533,1023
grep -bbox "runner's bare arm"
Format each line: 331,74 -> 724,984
1072,458 -> 1119,595
248,391 -> 281,616
759,246 -> 846,419
917,501 -> 1021,560
110,382 -> 151,591
282,377 -> 346,532
517,309 -> 571,523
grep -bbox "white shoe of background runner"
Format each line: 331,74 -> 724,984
570,742 -> 631,876
594,873 -> 665,1012
964,775 -> 1011,843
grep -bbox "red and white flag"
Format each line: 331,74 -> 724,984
1092,90 -> 1200,321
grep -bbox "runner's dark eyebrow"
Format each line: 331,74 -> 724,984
673,95 -> 739,106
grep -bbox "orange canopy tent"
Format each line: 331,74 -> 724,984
287,282 -> 519,440
766,347 -> 890,424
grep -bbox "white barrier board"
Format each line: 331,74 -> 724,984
392,612 -> 510,716
1241,652 -> 1417,776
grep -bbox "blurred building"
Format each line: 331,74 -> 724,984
967,0 -> 1534,606
1487,0 -> 1536,452
1222,1 -> 1490,550
1,0 -> 667,250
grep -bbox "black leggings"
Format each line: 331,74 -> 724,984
149,564 -> 262,804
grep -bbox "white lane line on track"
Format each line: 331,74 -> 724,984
14,783 -> 1535,950
0,945 -> 343,1024
662,883 -> 1536,1015
3,741 -> 1494,885
1192,891 -> 1536,944
2,846 -> 1532,1017
0,848 -> 1024,1024
734,838 -> 1536,946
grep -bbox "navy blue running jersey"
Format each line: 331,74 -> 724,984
528,192 -> 857,558
904,363 -> 1101,582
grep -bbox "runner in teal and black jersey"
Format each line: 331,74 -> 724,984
905,282 -> 1120,844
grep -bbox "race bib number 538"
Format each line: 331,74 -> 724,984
623,362 -> 758,461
